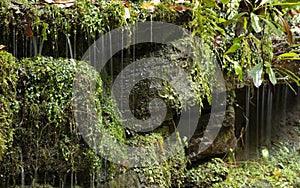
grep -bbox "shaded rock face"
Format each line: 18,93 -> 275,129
271,85 -> 300,144
187,89 -> 237,161
104,43 -> 238,162
235,84 -> 300,159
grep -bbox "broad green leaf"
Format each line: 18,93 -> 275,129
225,43 -> 240,54
278,52 -> 299,58
234,61 -> 243,81
224,12 -> 247,26
282,57 -> 300,60
263,19 -> 282,36
233,34 -> 245,43
249,63 -> 263,88
251,13 -> 262,33
268,67 -> 277,85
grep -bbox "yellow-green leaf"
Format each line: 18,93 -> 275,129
278,52 -> 298,58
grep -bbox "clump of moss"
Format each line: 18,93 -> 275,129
0,51 -> 19,161
0,52 -> 126,186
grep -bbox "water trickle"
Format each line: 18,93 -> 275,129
13,27 -> 17,57
38,38 -> 44,55
244,86 -> 250,159
73,29 -> 77,59
32,37 -> 38,56
20,150 -> 25,188
66,35 -> 73,59
265,86 -> 272,146
260,84 -> 265,146
22,35 -> 26,57
241,83 -> 300,159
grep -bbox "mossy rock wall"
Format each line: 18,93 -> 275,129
0,51 -> 126,186
0,51 -> 191,187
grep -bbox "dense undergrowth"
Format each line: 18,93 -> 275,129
185,143 -> 300,187
0,0 -> 300,187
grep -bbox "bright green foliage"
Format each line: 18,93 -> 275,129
0,51 -> 19,161
185,158 -> 229,187
202,0 -> 300,86
215,144 -> 300,187
0,52 -> 126,185
0,52 -> 191,187
184,144 -> 300,187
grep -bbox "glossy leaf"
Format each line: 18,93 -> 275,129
251,13 -> 262,33
267,67 -> 277,85
263,19 -> 282,36
234,61 -> 243,81
249,63 -> 263,88
278,52 -> 298,58
225,43 -> 240,54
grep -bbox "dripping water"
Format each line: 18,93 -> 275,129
22,33 -> 26,57
255,85 -> 260,157
13,27 -> 17,57
242,82 -> 299,159
265,86 -> 272,146
39,38 -> 44,55
20,149 -> 25,188
260,85 -> 265,145
244,86 -> 250,159
32,37 -> 38,56
73,29 -> 77,59
66,35 -> 73,59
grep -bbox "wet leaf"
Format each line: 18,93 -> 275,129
225,36 -> 244,54
251,13 -> 262,33
278,52 -> 298,58
263,19 -> 282,36
267,67 -> 277,85
249,63 -> 263,88
234,61 -> 243,81
225,43 -> 240,54
224,12 -> 247,26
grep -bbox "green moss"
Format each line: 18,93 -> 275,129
0,52 -> 127,186
184,144 -> 300,187
0,51 -> 19,161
